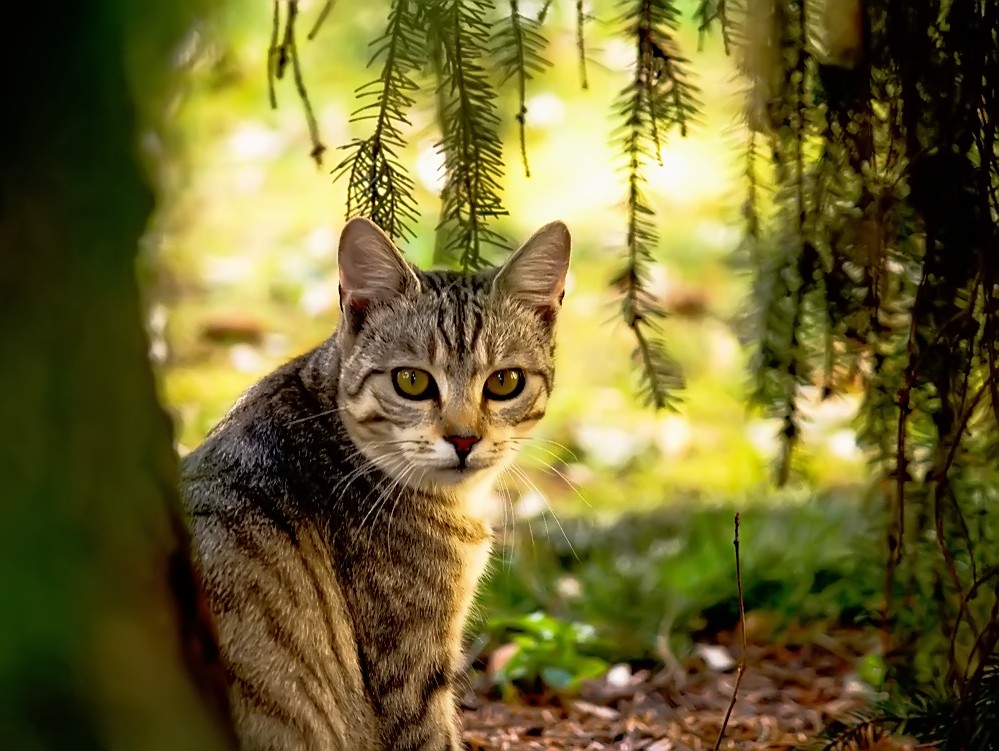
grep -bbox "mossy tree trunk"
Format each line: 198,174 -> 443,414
0,3 -> 234,749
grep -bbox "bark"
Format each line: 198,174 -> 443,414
0,2 -> 234,749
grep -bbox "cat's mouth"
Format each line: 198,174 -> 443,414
429,460 -> 496,484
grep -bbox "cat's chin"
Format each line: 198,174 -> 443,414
422,465 -> 492,488
391,462 -> 504,500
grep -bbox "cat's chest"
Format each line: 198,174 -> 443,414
459,534 -> 492,602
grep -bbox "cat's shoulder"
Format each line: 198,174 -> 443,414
179,348 -> 324,498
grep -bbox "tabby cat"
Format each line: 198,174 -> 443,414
181,217 -> 571,751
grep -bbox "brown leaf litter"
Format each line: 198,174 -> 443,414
461,628 -> 924,751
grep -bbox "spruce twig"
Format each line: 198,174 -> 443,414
613,0 -> 700,409
493,0 -> 552,178
429,0 -> 509,271
333,0 -> 423,239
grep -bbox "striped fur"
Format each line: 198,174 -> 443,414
181,219 -> 570,750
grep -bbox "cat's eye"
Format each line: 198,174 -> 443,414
392,368 -> 436,400
483,369 -> 525,400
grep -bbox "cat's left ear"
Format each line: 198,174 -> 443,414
492,221 -> 571,318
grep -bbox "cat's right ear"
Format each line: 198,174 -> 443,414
337,217 -> 420,324
492,221 -> 571,321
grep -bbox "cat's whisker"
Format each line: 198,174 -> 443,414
506,436 -> 580,463
495,469 -> 515,572
503,466 -> 536,554
381,461 -> 420,543
337,448 -> 406,514
328,454 -> 380,505
509,464 -> 579,563
387,464 -> 428,541
501,474 -> 515,572
510,466 -> 553,545
286,406 -> 346,426
357,454 -> 410,541
521,456 -> 592,510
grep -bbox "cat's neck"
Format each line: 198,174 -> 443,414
298,338 -> 341,409
452,470 -> 502,528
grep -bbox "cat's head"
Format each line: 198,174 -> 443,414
334,217 -> 570,496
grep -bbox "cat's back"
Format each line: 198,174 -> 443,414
180,349 -> 378,751
182,349 -> 320,498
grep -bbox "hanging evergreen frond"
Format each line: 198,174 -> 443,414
492,0 -> 552,177
612,0 -> 701,409
693,0 -> 731,53
425,0 -> 509,271
332,0 -> 423,240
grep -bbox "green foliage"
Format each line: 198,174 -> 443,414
697,0 -> 999,740
424,0 -> 510,270
613,0 -> 700,409
484,612 -> 611,698
478,491 -> 886,662
491,1 -> 551,177
814,659 -> 999,751
332,0 -> 423,240
271,0 -> 700,405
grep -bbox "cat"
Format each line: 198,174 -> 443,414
181,216 -> 571,751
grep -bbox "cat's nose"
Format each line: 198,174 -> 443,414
444,434 -> 480,460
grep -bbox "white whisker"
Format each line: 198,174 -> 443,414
505,466 -> 536,555
522,455 -> 592,510
507,436 -> 580,463
286,406 -> 346,426
509,464 -> 579,563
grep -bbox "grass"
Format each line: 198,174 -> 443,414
476,487 -> 886,660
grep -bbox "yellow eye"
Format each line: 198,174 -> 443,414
484,369 -> 525,400
393,368 -> 435,399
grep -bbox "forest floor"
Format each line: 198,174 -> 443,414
460,627 -> 917,751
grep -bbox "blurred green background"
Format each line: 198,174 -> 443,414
150,0 -> 879,684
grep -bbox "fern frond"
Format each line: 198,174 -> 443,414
492,0 -> 552,177
332,0 -> 423,240
426,0 -> 509,271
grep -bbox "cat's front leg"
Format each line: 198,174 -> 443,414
365,653 -> 462,751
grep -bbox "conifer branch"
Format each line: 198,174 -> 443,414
694,0 -> 731,53
493,0 -> 552,178
612,0 -> 700,409
306,0 -> 336,40
333,0 -> 423,240
428,0 -> 509,271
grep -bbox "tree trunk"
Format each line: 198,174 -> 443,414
0,2 -> 235,749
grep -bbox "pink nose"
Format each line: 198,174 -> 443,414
445,435 -> 480,457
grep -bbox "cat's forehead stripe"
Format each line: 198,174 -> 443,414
419,270 -> 492,361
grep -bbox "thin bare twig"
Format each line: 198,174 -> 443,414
575,0 -> 588,89
307,0 -> 336,40
713,513 -> 746,751
266,0 -> 328,166
267,0 -> 281,108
